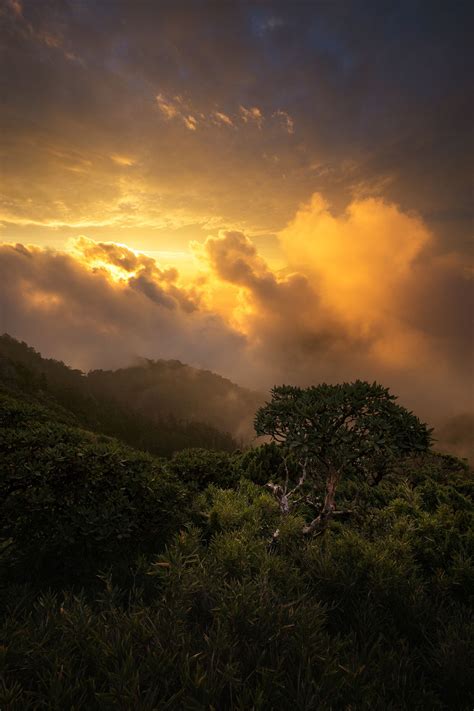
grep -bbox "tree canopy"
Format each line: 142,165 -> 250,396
255,381 -> 433,532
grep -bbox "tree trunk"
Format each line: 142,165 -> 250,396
302,466 -> 340,535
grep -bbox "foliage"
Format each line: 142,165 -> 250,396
1,459 -> 473,709
0,332 -> 259,450
236,441 -> 293,485
0,349 -> 472,709
166,448 -> 240,491
255,381 -> 432,474
254,381 -> 433,533
0,393 -> 190,582
87,359 -> 263,440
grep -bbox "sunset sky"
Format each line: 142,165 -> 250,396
1,0 -> 472,424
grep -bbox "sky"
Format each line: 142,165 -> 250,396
0,0 -> 473,427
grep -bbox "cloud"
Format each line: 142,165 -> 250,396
435,413 -> 474,461
212,111 -> 234,128
0,193 -> 471,431
193,196 -> 473,425
71,236 -> 198,312
1,0 -> 470,252
277,194 -> 473,396
155,93 -> 180,120
155,93 -> 199,130
273,110 -> 294,134
239,105 -> 264,129
111,154 -> 135,167
2,0 -> 85,65
4,0 -> 23,18
72,236 -> 155,275
197,228 -> 369,380
0,240 -> 247,376
257,16 -> 285,34
154,93 -> 289,136
280,195 -> 430,343
199,230 -> 271,288
182,115 -> 198,131
0,1 -> 471,435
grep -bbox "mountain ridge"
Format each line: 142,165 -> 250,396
0,333 -> 258,456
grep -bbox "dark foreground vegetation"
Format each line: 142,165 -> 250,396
0,337 -> 473,709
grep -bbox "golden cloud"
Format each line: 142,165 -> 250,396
154,93 -> 291,136
239,105 -> 264,129
273,110 -> 295,134
111,154 -> 136,167
0,240 -> 247,375
189,195 -> 471,421
212,111 -> 234,128
279,194 -> 433,364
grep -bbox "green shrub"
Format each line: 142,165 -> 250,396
0,394 -> 190,583
166,448 -> 239,490
237,441 -> 289,484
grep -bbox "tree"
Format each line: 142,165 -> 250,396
254,381 -> 432,536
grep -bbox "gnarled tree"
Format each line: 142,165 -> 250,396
254,381 -> 432,536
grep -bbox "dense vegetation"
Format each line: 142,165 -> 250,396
0,337 -> 473,709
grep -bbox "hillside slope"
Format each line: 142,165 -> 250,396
0,334 -> 240,456
87,359 -> 263,440
0,335 -> 264,441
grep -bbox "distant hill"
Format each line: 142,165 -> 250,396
0,333 -> 259,456
87,359 -> 264,441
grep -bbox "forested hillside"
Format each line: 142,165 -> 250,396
0,347 -> 472,709
0,334 -> 263,440
87,360 -> 263,441
0,334 -> 241,456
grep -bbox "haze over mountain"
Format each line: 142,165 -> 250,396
0,333 -> 471,462
0,333 -> 263,451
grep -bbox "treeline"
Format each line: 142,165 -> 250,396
1,380 -> 473,708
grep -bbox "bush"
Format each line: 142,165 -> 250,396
166,448 -> 240,490
0,394 -> 190,583
237,441 -> 289,485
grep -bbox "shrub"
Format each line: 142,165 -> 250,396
166,448 -> 240,490
0,394 -> 190,583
